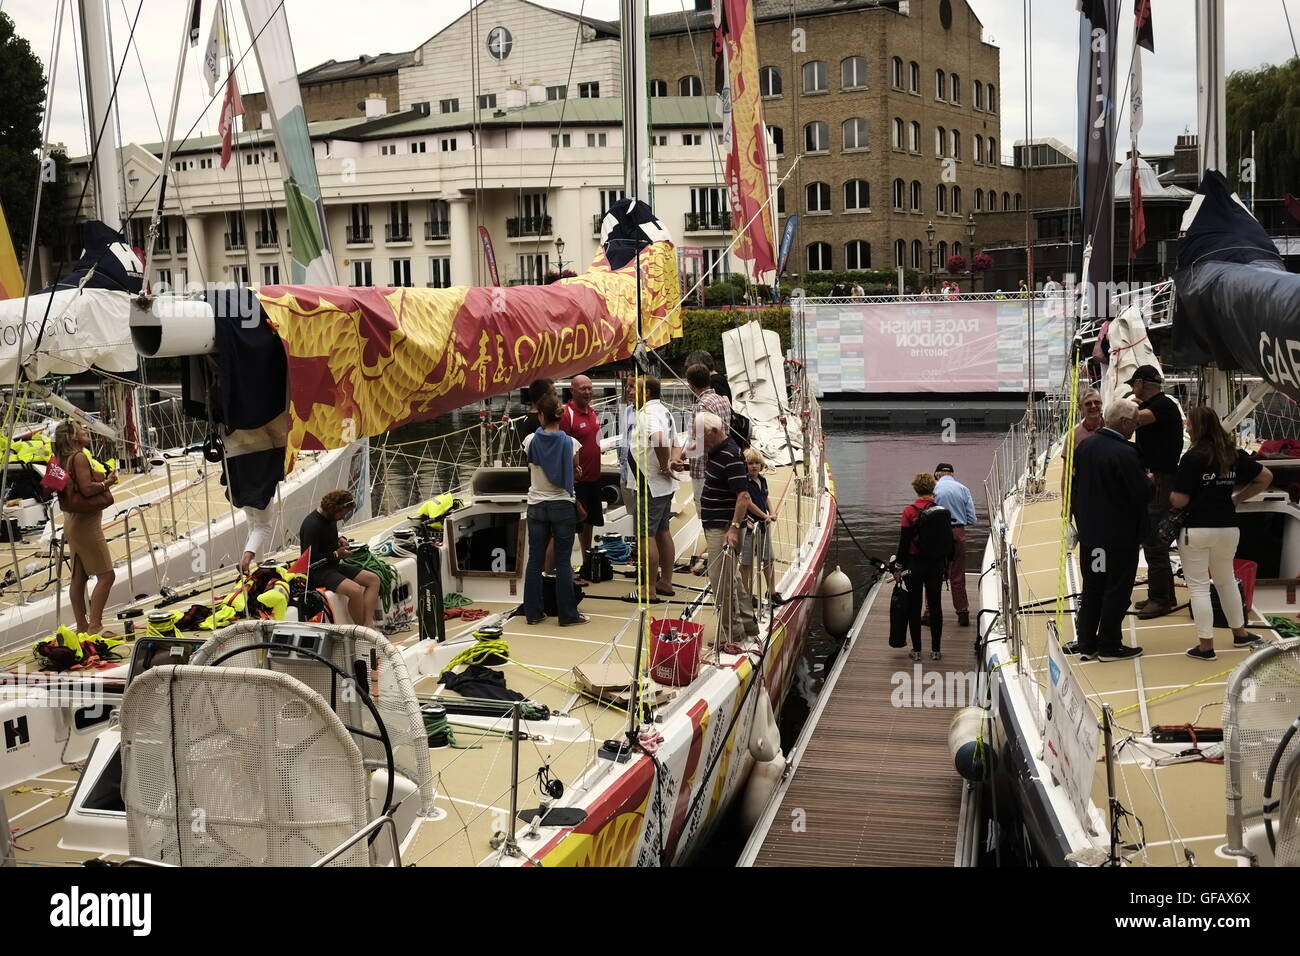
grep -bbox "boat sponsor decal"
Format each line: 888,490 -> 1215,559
1042,627 -> 1099,821
533,759 -> 654,867
663,699 -> 710,862
4,714 -> 31,751
258,242 -> 681,460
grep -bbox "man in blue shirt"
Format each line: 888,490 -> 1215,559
927,463 -> 977,627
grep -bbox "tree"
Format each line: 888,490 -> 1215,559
1227,57 -> 1300,200
0,12 -> 50,266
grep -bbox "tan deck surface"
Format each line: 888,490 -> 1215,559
1010,455 -> 1270,867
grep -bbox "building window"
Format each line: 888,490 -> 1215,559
951,129 -> 961,160
689,186 -> 728,228
231,264 -> 249,285
988,191 -> 998,211
844,179 -> 870,210
579,81 -> 599,98
478,93 -> 496,110
760,66 -> 782,97
156,268 -> 172,288
586,132 -> 608,147
429,257 -> 451,288
682,133 -> 702,146
348,203 -> 370,243
262,264 -> 279,285
936,184 -> 947,214
652,134 -> 668,146
518,253 -> 549,284
701,247 -> 729,283
894,238 -> 906,267
387,201 -> 411,242
392,258 -> 412,287
225,212 -> 245,248
411,141 -> 427,153
987,85 -> 996,112
988,137 -> 996,164
649,79 -> 667,97
935,126 -> 946,158
413,101 -> 431,115
380,144 -> 397,156
807,242 -> 831,271
599,189 -> 626,216
805,181 -> 831,213
546,85 -> 567,100
842,117 -> 867,150
974,188 -> 983,211
257,208 -> 278,246
841,56 -> 867,90
952,185 -> 962,214
427,200 -> 449,239
909,121 -> 920,153
519,192 -> 548,223
953,242 -> 963,260
937,240 -> 948,266
935,69 -> 946,100
550,133 -> 571,148
804,121 -> 828,152
767,125 -> 784,155
440,98 -> 459,114
679,75 -> 702,96
892,117 -> 904,150
891,57 -> 903,89
199,157 -> 213,169
776,186 -> 785,214
351,259 -> 372,286
974,134 -> 984,165
911,239 -> 923,269
892,178 -> 905,210
950,74 -> 960,104
244,151 -> 261,165
909,61 -> 920,93
1014,193 -> 1023,210
910,180 -> 922,212
845,240 -> 870,270
802,60 -> 828,93
440,138 -> 457,152
974,80 -> 984,110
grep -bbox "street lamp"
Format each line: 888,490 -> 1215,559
554,236 -> 566,275
965,213 -> 977,292
925,220 -> 936,291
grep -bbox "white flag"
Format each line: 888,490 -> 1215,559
202,5 -> 227,97
1129,45 -> 1143,143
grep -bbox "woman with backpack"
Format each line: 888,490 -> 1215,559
53,421 -> 118,637
1171,407 -> 1273,661
892,472 -> 953,661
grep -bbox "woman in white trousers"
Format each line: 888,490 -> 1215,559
1170,407 -> 1273,660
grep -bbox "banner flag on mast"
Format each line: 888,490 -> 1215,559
190,1 -> 203,46
1135,0 -> 1155,52
1076,0 -> 1120,296
713,0 -> 777,279
478,226 -> 500,286
0,202 -> 25,300
218,71 -> 244,170
1129,1 -> 1150,258
202,3 -> 226,96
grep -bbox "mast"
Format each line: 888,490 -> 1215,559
619,0 -> 650,202
1197,0 -> 1234,415
77,0 -> 123,231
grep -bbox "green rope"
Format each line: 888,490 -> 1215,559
439,636 -> 510,681
422,709 -> 479,749
442,591 -> 473,608
1266,615 -> 1300,639
342,551 -> 397,612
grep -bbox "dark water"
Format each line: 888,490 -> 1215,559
371,410 -> 1009,865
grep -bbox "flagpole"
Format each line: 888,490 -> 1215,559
142,0 -> 199,292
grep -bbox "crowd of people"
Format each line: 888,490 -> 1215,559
1066,366 -> 1273,662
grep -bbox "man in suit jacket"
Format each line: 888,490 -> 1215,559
1066,397 -> 1151,661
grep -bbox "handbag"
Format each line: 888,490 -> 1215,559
1153,508 -> 1186,548
888,580 -> 910,648
59,461 -> 114,514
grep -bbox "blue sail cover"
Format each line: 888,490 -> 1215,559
1169,170 -> 1300,397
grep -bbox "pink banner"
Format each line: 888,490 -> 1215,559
479,225 -> 500,286
807,299 -> 1068,394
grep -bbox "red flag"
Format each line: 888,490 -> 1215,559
218,72 -> 244,170
1129,153 -> 1147,259
1135,0 -> 1154,52
289,548 -> 311,575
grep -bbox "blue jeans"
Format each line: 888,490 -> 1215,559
524,501 -> 579,622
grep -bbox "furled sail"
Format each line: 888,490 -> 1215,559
0,221 -> 141,382
1169,169 -> 1300,399
257,200 -> 681,460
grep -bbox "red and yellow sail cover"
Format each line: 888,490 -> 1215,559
256,243 -> 681,456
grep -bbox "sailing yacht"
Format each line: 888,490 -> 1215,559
975,0 -> 1300,867
0,0 -> 836,867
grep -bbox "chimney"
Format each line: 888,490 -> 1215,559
1174,134 -> 1199,179
260,111 -> 271,130
364,93 -> 387,118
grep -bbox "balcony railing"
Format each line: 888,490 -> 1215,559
385,223 -> 412,243
224,232 -> 246,251
255,230 -> 279,249
346,224 -> 373,244
506,215 -> 552,238
684,211 -> 731,232
424,220 -> 449,241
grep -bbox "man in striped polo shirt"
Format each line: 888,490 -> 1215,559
698,412 -> 758,641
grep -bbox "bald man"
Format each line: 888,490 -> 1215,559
561,373 -> 604,573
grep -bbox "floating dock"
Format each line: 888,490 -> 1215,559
739,577 -> 980,867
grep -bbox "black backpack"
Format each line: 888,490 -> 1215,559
914,503 -> 955,565
730,411 -> 751,450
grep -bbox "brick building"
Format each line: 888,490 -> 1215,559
242,52 -> 411,131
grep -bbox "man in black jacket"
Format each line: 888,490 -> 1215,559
1065,397 -> 1150,661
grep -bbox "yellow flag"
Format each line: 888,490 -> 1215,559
0,202 -> 25,300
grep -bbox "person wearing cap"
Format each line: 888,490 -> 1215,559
927,463 -> 977,627
1126,364 -> 1183,619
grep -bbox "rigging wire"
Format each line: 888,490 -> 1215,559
1285,0 -> 1300,59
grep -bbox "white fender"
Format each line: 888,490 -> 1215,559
738,754 -> 786,832
821,565 -> 854,637
949,706 -> 991,781
749,691 -> 780,761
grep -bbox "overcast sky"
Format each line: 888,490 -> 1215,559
6,0 -> 1298,158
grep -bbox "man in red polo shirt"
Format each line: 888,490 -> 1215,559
561,373 -> 604,583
